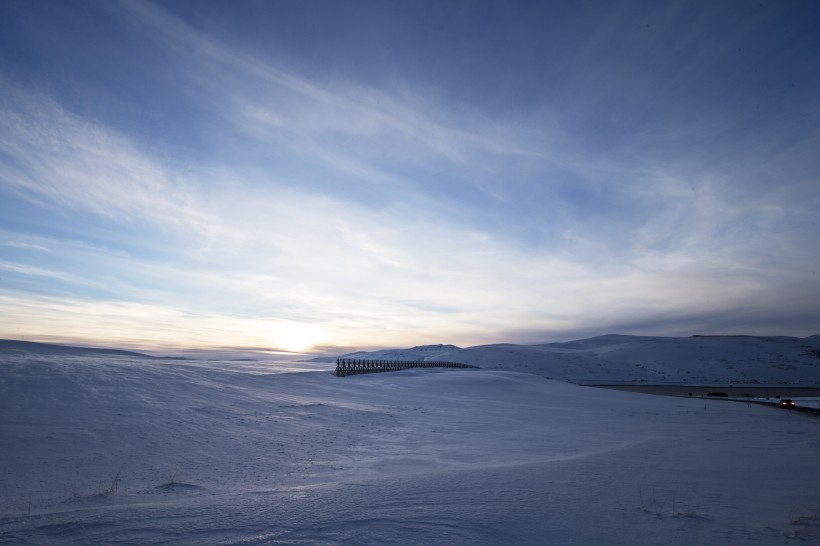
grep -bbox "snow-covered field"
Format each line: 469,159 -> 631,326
2,349 -> 820,544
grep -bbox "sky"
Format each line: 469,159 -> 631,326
0,0 -> 819,356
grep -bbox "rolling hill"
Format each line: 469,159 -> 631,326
338,334 -> 820,384
0,339 -> 153,358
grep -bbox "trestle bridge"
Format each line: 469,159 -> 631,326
333,358 -> 478,377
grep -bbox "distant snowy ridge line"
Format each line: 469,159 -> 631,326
0,339 -> 153,358
4,334 -> 820,385
332,334 -> 820,384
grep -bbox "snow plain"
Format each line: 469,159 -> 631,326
2,344 -> 820,545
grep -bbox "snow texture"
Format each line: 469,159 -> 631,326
2,336 -> 820,544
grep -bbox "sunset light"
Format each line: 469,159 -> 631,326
270,321 -> 326,354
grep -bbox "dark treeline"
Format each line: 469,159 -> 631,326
333,358 -> 478,377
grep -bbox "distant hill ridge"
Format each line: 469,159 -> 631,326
5,335 -> 820,384
0,339 -> 152,358
339,333 -> 820,385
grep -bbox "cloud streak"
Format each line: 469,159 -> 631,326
0,1 -> 818,352
0,87 -> 212,234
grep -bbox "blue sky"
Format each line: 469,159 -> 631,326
1,0 -> 819,355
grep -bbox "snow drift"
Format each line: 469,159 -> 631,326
2,338 -> 820,544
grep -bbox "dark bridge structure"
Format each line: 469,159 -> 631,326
333,358 -> 478,377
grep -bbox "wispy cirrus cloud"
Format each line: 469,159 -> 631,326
1,0 -> 819,352
114,0 -> 553,215
0,86 -> 211,234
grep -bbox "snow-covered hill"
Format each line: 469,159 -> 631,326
0,339 -> 153,359
340,334 -> 820,384
2,351 -> 820,544
4,338 -> 820,543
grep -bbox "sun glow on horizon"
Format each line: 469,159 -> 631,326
270,321 -> 327,353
